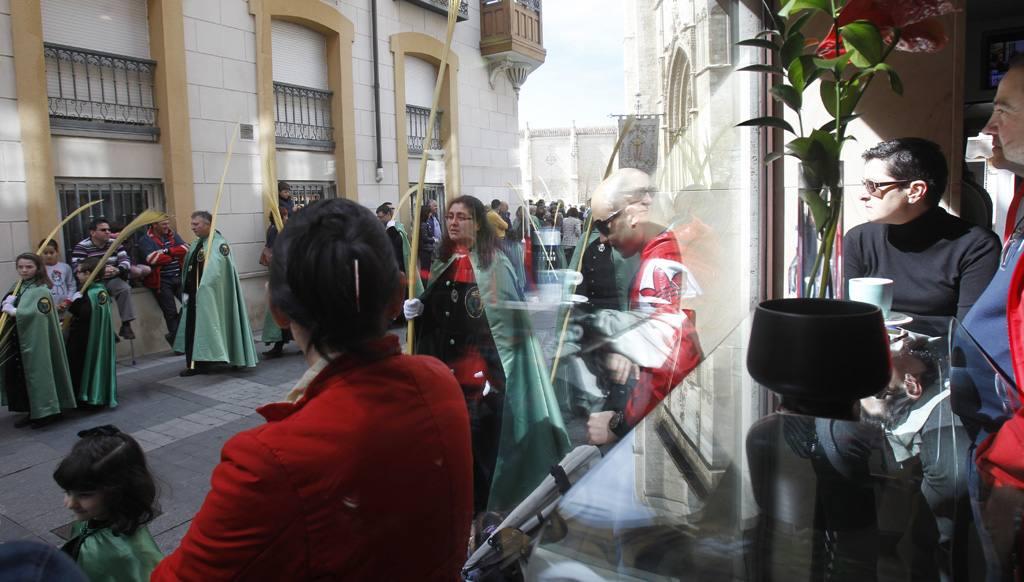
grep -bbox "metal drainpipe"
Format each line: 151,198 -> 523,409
371,0 -> 384,182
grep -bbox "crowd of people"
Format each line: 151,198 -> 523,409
2,52 -> 1024,582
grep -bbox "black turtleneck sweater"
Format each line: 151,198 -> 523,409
843,206 -> 1000,336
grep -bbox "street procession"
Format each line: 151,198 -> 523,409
3,0 -> 1024,579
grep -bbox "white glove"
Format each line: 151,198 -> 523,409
182,293 -> 190,305
71,292 -> 83,302
1,303 -> 15,316
403,298 -> 423,320
2,295 -> 14,309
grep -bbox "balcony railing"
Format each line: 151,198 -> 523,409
406,105 -> 443,155
403,0 -> 469,22
44,43 -> 158,139
274,82 -> 335,151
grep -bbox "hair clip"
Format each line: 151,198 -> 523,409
78,425 -> 122,438
354,259 -> 361,313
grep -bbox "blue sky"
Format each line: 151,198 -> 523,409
517,0 -> 625,129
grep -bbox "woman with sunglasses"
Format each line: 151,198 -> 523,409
405,195 -> 570,515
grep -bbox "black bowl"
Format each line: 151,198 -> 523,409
747,298 -> 890,402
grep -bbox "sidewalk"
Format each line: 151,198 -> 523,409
0,344 -> 308,553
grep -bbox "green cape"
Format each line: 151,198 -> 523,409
77,285 -> 117,407
0,282 -> 76,418
173,232 -> 258,367
261,308 -> 285,344
417,251 -> 570,511
69,521 -> 162,582
394,220 -> 424,296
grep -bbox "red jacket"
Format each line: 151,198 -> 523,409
152,335 -> 473,581
140,227 -> 188,290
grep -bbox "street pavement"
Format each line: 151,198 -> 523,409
0,343 -> 308,553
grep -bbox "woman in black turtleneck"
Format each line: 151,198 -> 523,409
843,138 -> 1001,337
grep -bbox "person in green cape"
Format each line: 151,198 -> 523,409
55,425 -> 163,582
65,257 -> 118,408
0,253 -> 76,428
404,195 -> 570,514
376,202 -> 424,299
174,211 -> 257,376
261,205 -> 292,358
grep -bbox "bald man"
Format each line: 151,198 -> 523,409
583,169 -> 703,445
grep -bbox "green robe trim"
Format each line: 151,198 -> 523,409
69,521 -> 162,582
418,251 -> 570,511
77,285 -> 117,407
0,282 -> 76,418
173,232 -> 258,367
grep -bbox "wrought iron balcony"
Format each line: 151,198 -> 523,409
274,82 -> 335,151
44,43 -> 158,139
401,0 -> 469,22
406,105 -> 443,155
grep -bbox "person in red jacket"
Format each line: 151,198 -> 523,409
137,219 -> 188,346
584,168 -> 703,445
152,199 -> 473,581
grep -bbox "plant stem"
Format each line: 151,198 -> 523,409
816,195 -> 842,299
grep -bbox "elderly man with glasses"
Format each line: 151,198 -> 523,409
580,168 -> 704,445
844,137 -> 1000,336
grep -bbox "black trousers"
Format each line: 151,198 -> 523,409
151,276 -> 182,336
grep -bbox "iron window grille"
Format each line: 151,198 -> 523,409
409,182 -> 446,212
401,0 -> 469,21
274,82 -> 335,151
406,105 -> 443,155
287,181 -> 338,209
44,43 -> 158,140
56,179 -> 166,263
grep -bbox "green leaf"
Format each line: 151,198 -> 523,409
819,80 -> 857,119
736,38 -> 780,50
770,84 -> 803,112
766,152 -> 786,164
840,21 -> 884,66
813,52 -> 853,72
778,0 -> 831,19
788,55 -> 817,93
874,63 -> 903,95
736,116 -> 796,134
799,187 -> 831,232
780,32 -> 806,67
786,11 -> 815,37
816,114 -> 861,133
738,64 -> 785,75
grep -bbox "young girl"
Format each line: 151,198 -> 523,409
67,257 -> 118,408
0,253 -> 76,428
40,239 -> 75,315
55,425 -> 163,581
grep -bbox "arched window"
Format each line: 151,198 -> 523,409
667,48 -> 691,139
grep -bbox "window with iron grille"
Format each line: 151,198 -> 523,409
287,181 -> 338,209
44,43 -> 159,140
406,105 -> 443,155
56,179 -> 165,262
274,82 -> 335,151
409,182 -> 446,212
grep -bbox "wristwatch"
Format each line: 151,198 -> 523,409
608,410 -> 628,438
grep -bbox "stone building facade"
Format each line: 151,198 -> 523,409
0,0 -> 541,355
519,124 -> 616,207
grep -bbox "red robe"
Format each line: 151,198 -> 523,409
152,335 -> 473,581
622,230 -> 704,426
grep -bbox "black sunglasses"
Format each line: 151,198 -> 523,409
592,208 -> 624,236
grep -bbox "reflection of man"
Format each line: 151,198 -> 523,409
139,219 -> 188,345
954,54 -> 1024,577
376,203 -> 423,298
174,211 -> 257,376
71,218 -> 137,340
862,338 -> 969,581
583,169 -> 703,445
844,138 -> 1000,336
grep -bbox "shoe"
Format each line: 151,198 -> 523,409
263,344 -> 284,359
30,414 -> 61,429
179,367 -> 203,377
13,415 -> 31,428
119,322 -> 136,340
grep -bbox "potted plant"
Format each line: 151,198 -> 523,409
738,0 -> 956,297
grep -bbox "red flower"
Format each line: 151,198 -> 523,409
815,0 -> 957,58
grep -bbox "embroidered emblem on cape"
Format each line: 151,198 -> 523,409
450,289 -> 459,303
598,243 -> 606,252
465,286 -> 483,319
197,249 -> 206,264
37,297 -> 52,315
97,291 -> 109,305
220,243 -> 230,257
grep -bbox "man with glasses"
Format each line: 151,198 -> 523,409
70,217 -> 139,340
582,168 -> 703,445
844,138 -> 1000,336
